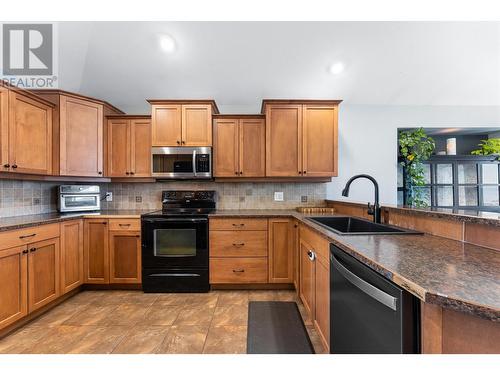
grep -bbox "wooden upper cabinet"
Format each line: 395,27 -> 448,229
302,105 -> 338,177
7,90 -> 53,175
263,100 -> 341,178
239,118 -> 265,177
151,104 -> 182,146
130,118 -> 152,177
107,116 -> 151,178
60,95 -> 103,176
27,237 -> 60,312
0,87 -> 9,170
265,104 -> 302,177
213,118 -> 239,177
149,100 -> 217,147
268,218 -> 294,283
182,104 -> 212,146
213,116 -> 265,178
60,220 -> 84,294
0,245 -> 28,330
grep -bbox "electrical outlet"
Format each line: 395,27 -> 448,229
105,192 -> 113,202
135,196 -> 142,203
301,195 -> 308,203
33,198 -> 41,205
274,192 -> 284,201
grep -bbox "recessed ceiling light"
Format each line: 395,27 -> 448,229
329,62 -> 344,75
159,34 -> 176,53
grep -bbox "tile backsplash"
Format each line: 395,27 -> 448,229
0,180 -> 327,218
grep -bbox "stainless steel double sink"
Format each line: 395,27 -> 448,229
306,216 -> 423,235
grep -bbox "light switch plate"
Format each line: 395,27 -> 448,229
105,192 -> 113,202
274,192 -> 284,201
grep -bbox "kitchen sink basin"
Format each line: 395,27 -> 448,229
307,216 -> 423,235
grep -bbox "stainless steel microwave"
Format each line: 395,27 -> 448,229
58,185 -> 101,212
151,147 -> 212,179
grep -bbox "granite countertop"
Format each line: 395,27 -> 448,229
0,208 -> 498,321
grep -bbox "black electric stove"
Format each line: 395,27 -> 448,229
141,191 -> 216,293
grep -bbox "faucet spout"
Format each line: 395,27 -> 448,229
341,174 -> 381,223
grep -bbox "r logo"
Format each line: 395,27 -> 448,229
2,24 -> 53,75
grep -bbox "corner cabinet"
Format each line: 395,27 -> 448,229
213,116 -> 266,177
0,87 -> 53,175
264,100 -> 340,178
149,100 -> 217,147
107,116 -> 151,178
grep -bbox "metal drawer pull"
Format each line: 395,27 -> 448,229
232,242 -> 245,247
307,250 -> 316,261
232,223 -> 245,227
150,273 -> 201,277
30,247 -> 37,252
331,254 -> 398,311
232,269 -> 245,273
119,223 -> 131,227
19,233 -> 36,239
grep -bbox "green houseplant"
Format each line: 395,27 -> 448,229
399,128 -> 435,207
471,138 -> 500,160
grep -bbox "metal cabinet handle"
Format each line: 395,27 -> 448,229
30,247 -> 37,252
303,171 -> 307,175
126,172 -> 130,175
22,249 -> 29,254
331,254 -> 398,311
234,171 -> 238,175
119,223 -> 131,227
192,149 -> 197,177
98,171 -> 103,175
19,233 -> 36,239
307,250 -> 316,261
232,269 -> 245,273
182,141 -> 185,144
298,171 -> 302,175
177,140 -> 181,145
3,164 -> 9,168
232,223 -> 245,227
239,171 -> 243,175
130,171 -> 135,175
232,242 -> 245,247
11,164 -> 18,169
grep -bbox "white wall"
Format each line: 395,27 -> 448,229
326,105 -> 500,205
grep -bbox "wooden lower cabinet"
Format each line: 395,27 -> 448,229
268,219 -> 294,283
299,237 -> 315,320
0,245 -> 28,330
60,220 -> 84,294
293,221 -> 300,291
314,256 -> 330,351
84,219 -> 109,283
27,237 -> 60,312
109,231 -> 141,284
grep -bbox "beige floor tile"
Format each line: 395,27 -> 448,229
275,290 -> 298,302
110,291 -> 160,306
66,326 -> 128,354
248,290 -> 278,301
203,325 -> 247,354
62,304 -> 118,326
216,291 -> 249,306
23,325 -> 95,354
157,325 -> 209,354
155,293 -> 192,305
0,326 -> 50,354
139,303 -> 184,326
173,306 -> 215,327
30,302 -> 87,327
212,305 -> 248,327
112,326 -> 171,354
101,303 -> 152,326
63,291 -> 108,306
183,293 -> 219,308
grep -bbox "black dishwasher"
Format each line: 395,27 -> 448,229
330,244 -> 420,354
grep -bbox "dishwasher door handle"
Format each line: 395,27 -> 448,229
331,254 -> 398,311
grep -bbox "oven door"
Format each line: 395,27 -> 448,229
141,217 -> 208,269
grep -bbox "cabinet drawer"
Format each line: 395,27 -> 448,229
108,219 -> 141,231
210,218 -> 267,231
300,225 -> 329,263
210,257 -> 268,284
0,223 -> 60,250
210,231 -> 268,257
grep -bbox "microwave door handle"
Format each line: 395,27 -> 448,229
192,149 -> 197,177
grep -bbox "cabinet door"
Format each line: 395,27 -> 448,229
314,256 -> 330,351
266,104 -> 302,176
28,237 -> 60,312
107,119 -> 130,177
151,104 -> 182,146
60,220 -> 84,294
0,87 -> 9,171
60,95 -> 103,176
130,119 -> 152,177
109,231 -> 141,284
302,105 -> 337,177
299,238 -> 315,321
8,91 -> 52,175
0,246 -> 28,330
182,104 -> 212,146
84,219 -> 109,284
213,118 -> 239,177
268,219 -> 294,283
239,118 -> 265,177
293,221 -> 300,292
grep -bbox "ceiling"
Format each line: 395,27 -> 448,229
56,22 -> 500,114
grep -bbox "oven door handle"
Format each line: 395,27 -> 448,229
192,149 -> 197,177
142,218 -> 208,223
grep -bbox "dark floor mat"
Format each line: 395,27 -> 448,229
247,301 -> 315,354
